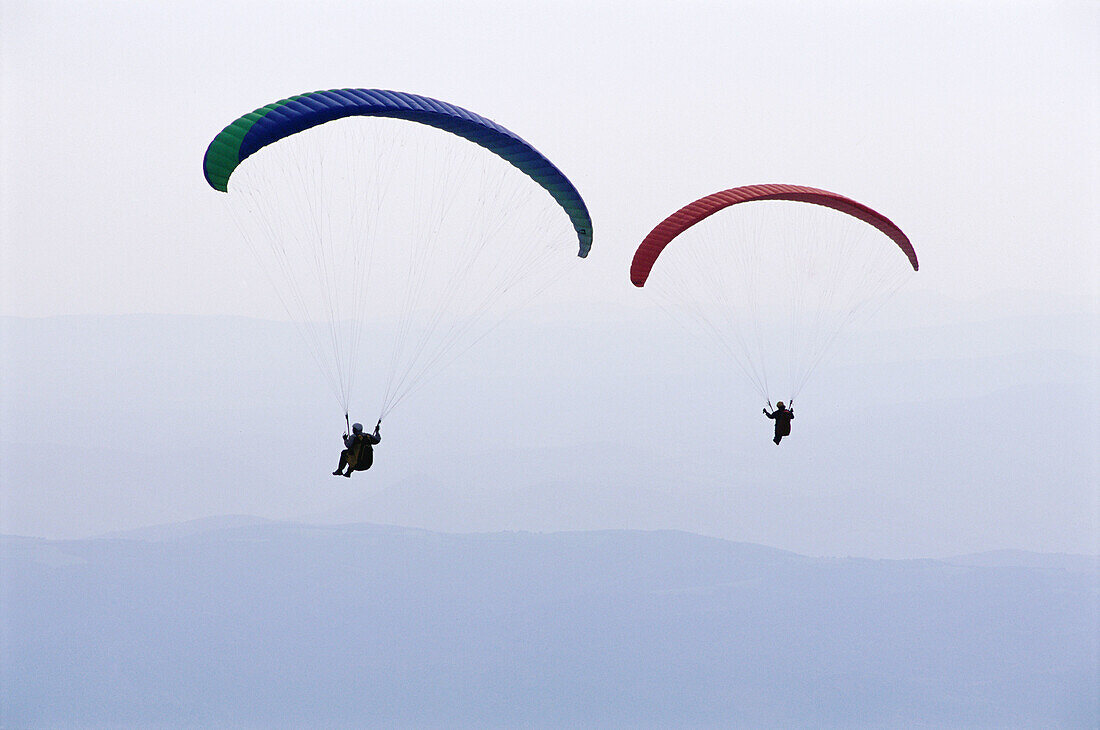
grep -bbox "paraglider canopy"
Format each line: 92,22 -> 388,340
204,88 -> 592,257
631,184 -> 917,287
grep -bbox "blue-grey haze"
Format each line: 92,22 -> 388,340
2,297 -> 1096,558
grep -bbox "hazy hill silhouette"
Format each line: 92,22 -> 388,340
2,523 -> 1096,727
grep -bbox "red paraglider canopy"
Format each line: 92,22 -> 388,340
630,184 -> 918,286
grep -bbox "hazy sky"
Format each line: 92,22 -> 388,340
1,1 -> 1097,555
2,0 -> 1096,318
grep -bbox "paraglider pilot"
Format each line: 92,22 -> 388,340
763,402 -> 794,445
333,419 -> 381,477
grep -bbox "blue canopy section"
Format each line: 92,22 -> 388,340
204,89 -> 592,257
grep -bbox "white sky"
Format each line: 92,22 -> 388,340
1,1 -> 1097,555
1,0 -> 1097,318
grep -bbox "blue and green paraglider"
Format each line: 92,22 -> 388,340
204,89 -> 592,423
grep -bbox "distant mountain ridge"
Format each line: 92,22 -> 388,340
3,522 -> 1096,727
